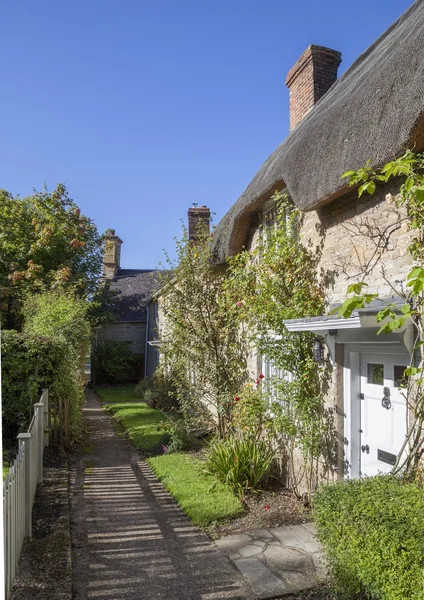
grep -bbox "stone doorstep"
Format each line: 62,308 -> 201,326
215,523 -> 326,599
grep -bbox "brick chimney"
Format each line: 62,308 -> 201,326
188,204 -> 211,242
103,230 -> 123,279
286,45 -> 341,131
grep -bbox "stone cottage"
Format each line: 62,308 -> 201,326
149,0 -> 424,485
145,204 -> 211,378
95,231 -> 164,381
211,0 -> 424,481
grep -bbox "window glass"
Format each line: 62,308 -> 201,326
262,357 -> 293,415
367,363 -> 384,385
394,365 -> 408,388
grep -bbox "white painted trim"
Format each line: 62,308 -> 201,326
285,316 -> 360,332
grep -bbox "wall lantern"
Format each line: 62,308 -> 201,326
313,338 -> 324,363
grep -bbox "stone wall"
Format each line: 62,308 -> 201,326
97,322 -> 146,355
301,182 -> 412,307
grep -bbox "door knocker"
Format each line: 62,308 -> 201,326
381,386 -> 391,410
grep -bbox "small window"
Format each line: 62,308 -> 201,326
263,205 -> 278,229
367,363 -> 384,385
262,357 -> 293,415
394,365 -> 408,388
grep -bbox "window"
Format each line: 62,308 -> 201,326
394,365 -> 408,388
262,356 -> 293,414
262,200 -> 296,245
367,363 -> 384,385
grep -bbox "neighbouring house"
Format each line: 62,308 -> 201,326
95,230 -> 165,382
146,204 -> 211,377
210,0 -> 424,485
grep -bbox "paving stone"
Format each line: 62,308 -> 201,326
312,552 -> 328,581
282,570 -> 317,593
302,522 -> 317,534
215,533 -> 252,555
249,528 -> 275,540
253,539 -> 268,547
239,544 -> 265,558
235,558 -> 290,599
270,524 -> 321,553
263,544 -> 312,573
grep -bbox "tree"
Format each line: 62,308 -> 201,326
159,222 -> 248,438
0,184 -> 104,328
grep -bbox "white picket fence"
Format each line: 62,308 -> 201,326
3,389 -> 49,598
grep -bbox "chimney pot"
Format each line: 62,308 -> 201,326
188,205 -> 211,242
286,45 -> 341,131
103,230 -> 123,279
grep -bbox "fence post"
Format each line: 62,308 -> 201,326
17,434 -> 32,538
33,403 -> 44,484
59,397 -> 64,453
42,388 -> 49,448
64,397 -> 70,450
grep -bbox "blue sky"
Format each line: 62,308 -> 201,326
0,0 -> 413,269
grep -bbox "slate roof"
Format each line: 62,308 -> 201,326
212,0 -> 424,263
109,269 -> 169,322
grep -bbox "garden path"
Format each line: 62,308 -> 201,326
70,389 -> 254,600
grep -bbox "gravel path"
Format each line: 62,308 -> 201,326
70,389 -> 254,600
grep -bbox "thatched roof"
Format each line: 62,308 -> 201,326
109,269 -> 166,322
212,0 -> 424,263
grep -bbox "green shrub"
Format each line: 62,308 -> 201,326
23,289 -> 91,442
203,435 -> 273,498
1,330 -> 67,447
314,476 -> 424,600
135,369 -> 179,412
93,340 -> 137,384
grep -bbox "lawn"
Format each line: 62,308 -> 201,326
148,452 -> 243,527
96,385 -> 243,527
95,386 -> 169,452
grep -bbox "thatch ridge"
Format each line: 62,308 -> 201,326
212,0 -> 424,263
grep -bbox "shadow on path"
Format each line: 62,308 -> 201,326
70,389 -> 253,600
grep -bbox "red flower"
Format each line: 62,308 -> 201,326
256,379 -> 260,385
234,396 -> 240,402
259,373 -> 265,379
264,504 -> 270,511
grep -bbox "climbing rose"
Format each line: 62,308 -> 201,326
256,379 -> 260,385
234,396 -> 240,402
259,373 -> 265,379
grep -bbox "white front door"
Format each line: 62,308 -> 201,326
360,353 -> 408,476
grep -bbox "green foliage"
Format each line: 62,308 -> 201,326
96,386 -> 169,452
204,435 -> 273,498
1,330 -> 67,447
163,417 -> 196,453
93,340 -> 137,384
227,193 -> 335,496
159,221 -> 248,438
314,476 -> 424,600
22,288 -> 91,441
0,184 -> 104,328
135,368 -> 180,412
341,150 -> 424,475
148,452 -> 243,526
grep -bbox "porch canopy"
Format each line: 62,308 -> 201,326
283,300 -> 414,357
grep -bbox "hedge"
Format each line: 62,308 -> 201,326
1,330 -> 67,447
314,476 -> 424,600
